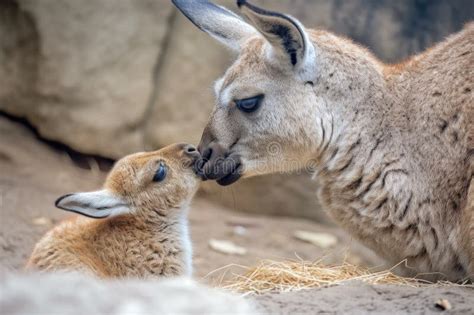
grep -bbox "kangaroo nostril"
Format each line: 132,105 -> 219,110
202,147 -> 213,161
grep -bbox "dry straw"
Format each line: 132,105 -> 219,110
212,259 -> 472,295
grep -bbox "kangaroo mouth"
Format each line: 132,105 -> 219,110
216,162 -> 243,185
194,154 -> 243,186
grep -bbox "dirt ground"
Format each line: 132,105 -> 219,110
252,282 -> 474,314
1,115 -> 473,314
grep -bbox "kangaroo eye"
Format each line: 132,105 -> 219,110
235,94 -> 264,113
153,163 -> 167,182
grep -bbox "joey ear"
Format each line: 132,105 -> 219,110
172,0 -> 257,51
55,190 -> 129,219
238,0 -> 315,70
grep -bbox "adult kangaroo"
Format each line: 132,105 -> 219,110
172,0 -> 474,281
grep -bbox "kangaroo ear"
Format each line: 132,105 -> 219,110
55,190 -> 129,219
238,1 -> 315,70
172,0 -> 257,51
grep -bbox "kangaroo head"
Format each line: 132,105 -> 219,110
174,0 -> 381,185
55,143 -> 201,218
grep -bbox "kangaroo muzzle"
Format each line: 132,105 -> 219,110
196,140 -> 243,186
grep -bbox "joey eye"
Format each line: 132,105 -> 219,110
235,94 -> 264,113
153,163 -> 167,182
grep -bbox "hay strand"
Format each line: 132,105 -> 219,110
216,259 -> 472,294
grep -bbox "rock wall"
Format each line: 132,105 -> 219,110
0,0 -> 173,157
0,0 -> 471,221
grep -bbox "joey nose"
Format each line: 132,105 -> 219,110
183,144 -> 200,162
183,144 -> 198,156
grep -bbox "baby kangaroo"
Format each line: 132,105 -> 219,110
26,143 -> 201,278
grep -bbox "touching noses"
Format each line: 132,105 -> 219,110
196,131 -> 243,186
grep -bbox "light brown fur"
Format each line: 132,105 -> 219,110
26,143 -> 200,278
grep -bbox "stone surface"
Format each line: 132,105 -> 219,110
251,0 -> 473,62
0,0 -> 174,158
0,273 -> 254,315
199,173 -> 329,223
143,12 -> 232,149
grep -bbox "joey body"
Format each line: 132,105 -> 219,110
26,143 -> 200,278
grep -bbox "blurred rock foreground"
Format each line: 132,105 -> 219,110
0,0 -> 472,220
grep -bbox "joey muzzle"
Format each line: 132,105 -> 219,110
182,144 -> 201,167
196,141 -> 243,186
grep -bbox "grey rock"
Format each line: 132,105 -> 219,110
0,0 -> 174,157
0,272 -> 254,315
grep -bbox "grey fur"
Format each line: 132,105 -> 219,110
179,1 -> 474,281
